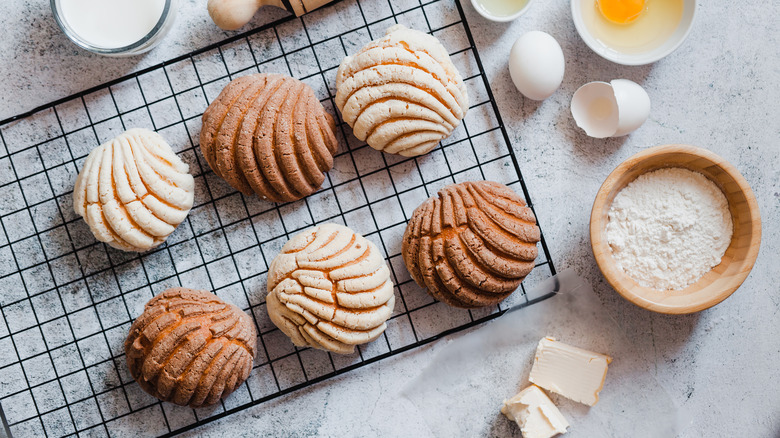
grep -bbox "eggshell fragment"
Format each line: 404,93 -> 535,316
570,79 -> 650,138
611,79 -> 651,136
571,81 -> 619,138
508,31 -> 565,101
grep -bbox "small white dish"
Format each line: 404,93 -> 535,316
471,0 -> 534,22
571,0 -> 696,65
51,0 -> 178,57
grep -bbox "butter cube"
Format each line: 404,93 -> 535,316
501,385 -> 569,438
528,337 -> 612,406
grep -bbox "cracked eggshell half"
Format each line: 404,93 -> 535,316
571,79 -> 650,138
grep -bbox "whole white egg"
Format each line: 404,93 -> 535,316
508,31 -> 565,101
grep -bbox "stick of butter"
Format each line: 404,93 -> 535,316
529,337 -> 612,406
501,385 -> 569,438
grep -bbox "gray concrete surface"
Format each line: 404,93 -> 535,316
0,0 -> 777,437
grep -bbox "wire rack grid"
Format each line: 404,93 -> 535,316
0,0 -> 556,436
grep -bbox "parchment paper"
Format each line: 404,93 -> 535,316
401,270 -> 684,437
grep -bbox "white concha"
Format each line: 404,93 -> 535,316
335,24 -> 469,157
73,128 -> 195,252
266,223 -> 396,354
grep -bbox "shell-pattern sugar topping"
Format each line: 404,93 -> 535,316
335,24 -> 469,157
73,128 -> 194,252
402,181 -> 541,308
124,288 -> 257,408
266,223 -> 396,354
200,73 -> 339,203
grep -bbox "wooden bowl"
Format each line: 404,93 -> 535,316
590,144 -> 761,314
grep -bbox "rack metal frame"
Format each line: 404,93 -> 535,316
0,0 -> 555,436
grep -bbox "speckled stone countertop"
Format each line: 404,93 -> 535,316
1,0 -> 778,437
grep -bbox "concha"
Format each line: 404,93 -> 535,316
335,24 -> 469,157
200,73 -> 339,203
266,223 -> 395,354
73,128 -> 194,252
124,288 -> 257,408
402,181 -> 541,308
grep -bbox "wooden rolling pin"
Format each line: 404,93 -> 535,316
208,0 -> 336,30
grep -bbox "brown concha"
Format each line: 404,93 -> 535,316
124,288 -> 257,408
402,181 -> 541,308
200,73 -> 339,203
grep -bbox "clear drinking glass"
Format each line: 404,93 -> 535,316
50,0 -> 178,57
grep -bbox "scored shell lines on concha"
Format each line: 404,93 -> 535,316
124,288 -> 257,408
266,224 -> 396,355
403,181 -> 541,309
73,128 -> 195,252
200,73 -> 339,203
336,24 -> 469,157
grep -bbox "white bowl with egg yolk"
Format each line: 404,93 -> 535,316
571,0 -> 696,65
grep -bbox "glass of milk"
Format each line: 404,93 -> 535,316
51,0 -> 178,56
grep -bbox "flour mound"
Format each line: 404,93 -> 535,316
606,167 -> 733,291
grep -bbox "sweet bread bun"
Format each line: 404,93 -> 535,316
402,181 -> 540,308
200,73 -> 338,203
266,223 -> 395,354
73,128 -> 194,252
336,24 -> 469,157
124,288 -> 257,408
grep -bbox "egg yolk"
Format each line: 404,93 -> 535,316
598,0 -> 646,24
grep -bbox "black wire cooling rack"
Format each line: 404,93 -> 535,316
0,0 -> 556,436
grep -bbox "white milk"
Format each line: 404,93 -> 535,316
60,0 -> 166,48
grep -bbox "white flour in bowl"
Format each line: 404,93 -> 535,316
606,167 -> 733,291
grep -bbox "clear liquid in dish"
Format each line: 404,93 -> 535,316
476,0 -> 530,17
583,0 -> 684,54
